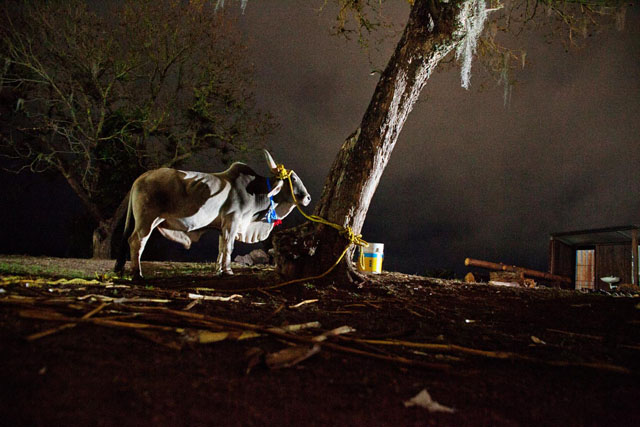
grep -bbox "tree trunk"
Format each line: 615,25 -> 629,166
57,166 -> 131,259
92,220 -> 114,259
56,163 -> 112,259
91,193 -> 131,259
273,0 -> 477,281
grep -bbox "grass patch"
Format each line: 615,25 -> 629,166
0,262 -> 99,280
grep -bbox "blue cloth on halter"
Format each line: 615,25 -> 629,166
265,178 -> 278,224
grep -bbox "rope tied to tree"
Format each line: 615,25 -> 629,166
258,163 -> 369,290
277,163 -> 368,249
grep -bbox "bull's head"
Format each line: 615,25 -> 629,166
264,150 -> 311,207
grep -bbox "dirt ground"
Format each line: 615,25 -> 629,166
1,255 -> 639,426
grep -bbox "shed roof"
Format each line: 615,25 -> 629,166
551,225 -> 640,247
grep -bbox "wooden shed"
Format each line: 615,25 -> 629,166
549,225 -> 639,290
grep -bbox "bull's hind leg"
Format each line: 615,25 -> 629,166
216,216 -> 239,275
129,217 -> 164,278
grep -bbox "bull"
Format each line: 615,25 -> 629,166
114,150 -> 311,277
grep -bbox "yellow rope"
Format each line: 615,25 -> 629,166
252,164 -> 369,291
279,165 -> 368,247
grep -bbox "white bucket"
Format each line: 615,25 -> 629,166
358,243 -> 384,274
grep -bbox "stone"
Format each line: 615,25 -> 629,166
234,254 -> 254,266
249,249 -> 270,265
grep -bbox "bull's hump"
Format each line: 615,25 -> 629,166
217,162 -> 256,180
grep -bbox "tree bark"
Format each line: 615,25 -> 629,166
92,220 -> 114,259
273,0 -> 475,280
91,192 -> 131,259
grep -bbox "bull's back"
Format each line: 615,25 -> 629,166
131,168 -> 220,219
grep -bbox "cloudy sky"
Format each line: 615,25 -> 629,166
1,1 -> 638,277
232,1 -> 640,275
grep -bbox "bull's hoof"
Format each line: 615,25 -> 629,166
222,269 -> 234,276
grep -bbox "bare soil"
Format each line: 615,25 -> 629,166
1,255 -> 639,426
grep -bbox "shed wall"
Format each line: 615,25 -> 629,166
549,239 -> 575,288
595,244 -> 631,289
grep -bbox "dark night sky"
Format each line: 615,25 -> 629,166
235,1 -> 640,275
1,1 -> 639,277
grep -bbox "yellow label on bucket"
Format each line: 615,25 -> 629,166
358,243 -> 384,274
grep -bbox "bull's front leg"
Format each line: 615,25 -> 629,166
216,217 -> 238,275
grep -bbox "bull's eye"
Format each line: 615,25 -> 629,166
292,175 -> 298,182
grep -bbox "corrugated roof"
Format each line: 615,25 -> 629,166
550,225 -> 640,246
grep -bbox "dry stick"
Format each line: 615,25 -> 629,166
26,303 -> 109,341
319,341 -> 449,370
19,309 -> 182,332
26,304 -> 627,374
263,303 -> 285,323
546,328 -> 604,341
405,308 -> 424,318
172,309 -> 450,370
19,304 -> 448,370
0,296 -> 70,305
344,338 -> 633,375
335,334 -> 398,358
125,307 -> 450,371
363,301 -> 382,310
394,295 -> 437,317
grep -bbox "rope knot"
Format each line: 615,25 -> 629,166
340,227 -> 368,247
275,164 -> 292,181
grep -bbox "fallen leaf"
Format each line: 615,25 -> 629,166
268,321 -> 322,334
245,347 -> 265,375
531,336 -> 546,345
313,325 -> 356,342
197,330 -> 260,344
289,299 -> 319,309
136,330 -> 184,350
195,322 -> 323,344
265,344 -> 321,369
183,299 -> 199,311
404,389 -> 456,413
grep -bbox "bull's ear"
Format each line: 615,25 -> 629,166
267,179 -> 283,198
264,149 -> 278,173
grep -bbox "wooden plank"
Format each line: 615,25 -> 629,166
548,238 -> 575,288
632,229 -> 639,286
465,258 -> 572,284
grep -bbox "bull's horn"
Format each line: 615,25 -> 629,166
264,150 -> 278,173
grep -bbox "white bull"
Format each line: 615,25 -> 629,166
114,150 -> 311,277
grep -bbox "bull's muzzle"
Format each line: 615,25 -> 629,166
301,194 -> 311,206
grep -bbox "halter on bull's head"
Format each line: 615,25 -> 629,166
264,150 -> 311,208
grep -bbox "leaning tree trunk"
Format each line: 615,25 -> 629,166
273,0 -> 478,280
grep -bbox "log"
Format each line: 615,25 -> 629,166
465,258 -> 572,284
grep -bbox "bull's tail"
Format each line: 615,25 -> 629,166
114,193 -> 134,274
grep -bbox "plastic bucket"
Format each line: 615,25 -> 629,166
358,243 -> 384,274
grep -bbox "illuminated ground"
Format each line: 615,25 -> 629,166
1,256 -> 638,426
